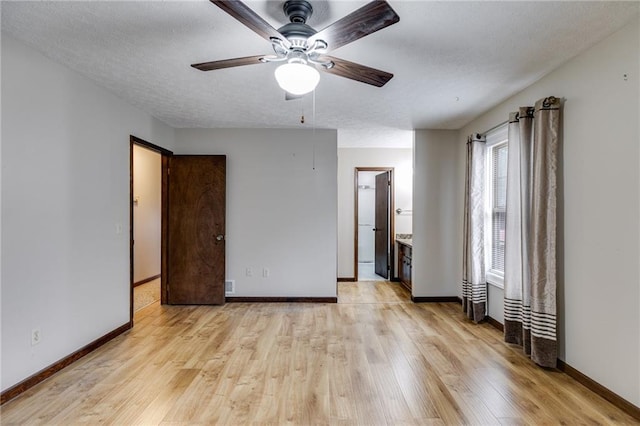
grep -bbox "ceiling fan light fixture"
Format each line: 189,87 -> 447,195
274,61 -> 320,95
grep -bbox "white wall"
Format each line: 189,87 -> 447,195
174,128 -> 337,298
412,130 -> 464,298
337,147 -> 413,278
1,35 -> 175,391
133,145 -> 161,283
338,128 -> 413,149
459,18 -> 640,406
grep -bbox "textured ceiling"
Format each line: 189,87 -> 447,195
2,1 -> 638,130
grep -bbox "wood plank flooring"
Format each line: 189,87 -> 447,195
2,282 -> 636,425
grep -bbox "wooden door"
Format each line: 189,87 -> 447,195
167,155 -> 226,304
374,171 -> 390,278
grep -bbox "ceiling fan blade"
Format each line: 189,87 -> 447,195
211,0 -> 289,47
307,1 -> 399,52
191,55 -> 267,71
319,56 -> 393,87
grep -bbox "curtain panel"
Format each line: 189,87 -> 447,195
462,134 -> 486,323
504,96 -> 560,368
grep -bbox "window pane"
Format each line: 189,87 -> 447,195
492,210 -> 506,272
491,142 -> 508,274
493,144 -> 508,209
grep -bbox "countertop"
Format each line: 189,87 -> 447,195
396,238 -> 412,248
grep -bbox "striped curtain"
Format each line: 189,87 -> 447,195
462,134 -> 486,323
504,96 -> 560,368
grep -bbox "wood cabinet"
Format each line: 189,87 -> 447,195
397,242 -> 412,292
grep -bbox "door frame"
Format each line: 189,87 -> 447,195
354,167 -> 395,282
129,135 -> 173,325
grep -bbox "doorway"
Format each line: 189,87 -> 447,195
132,143 -> 161,312
354,167 -> 394,282
129,136 -> 172,324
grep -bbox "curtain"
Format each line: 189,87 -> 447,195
462,134 -> 486,323
504,96 -> 560,368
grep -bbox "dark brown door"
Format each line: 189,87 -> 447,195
167,155 -> 226,304
374,171 -> 390,278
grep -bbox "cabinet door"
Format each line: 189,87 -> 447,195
403,258 -> 410,287
397,246 -> 404,281
405,247 -> 412,287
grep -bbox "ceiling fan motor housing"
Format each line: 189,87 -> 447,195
278,0 -> 317,49
277,22 -> 316,42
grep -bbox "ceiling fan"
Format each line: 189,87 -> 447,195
191,0 -> 400,95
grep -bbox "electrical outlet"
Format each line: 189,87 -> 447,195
31,328 -> 41,346
246,267 -> 253,277
263,268 -> 270,278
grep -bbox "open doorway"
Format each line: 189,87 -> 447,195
354,167 -> 394,282
132,143 -> 162,312
129,136 -> 172,323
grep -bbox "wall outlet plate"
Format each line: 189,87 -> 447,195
31,328 -> 41,346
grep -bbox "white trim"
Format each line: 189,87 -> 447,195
487,270 -> 504,288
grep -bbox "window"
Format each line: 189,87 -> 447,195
485,124 -> 508,287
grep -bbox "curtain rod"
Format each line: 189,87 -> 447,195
482,119 -> 508,136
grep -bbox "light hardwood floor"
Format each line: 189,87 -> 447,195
2,282 -> 636,425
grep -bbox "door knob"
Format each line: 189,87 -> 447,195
216,234 -> 224,241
